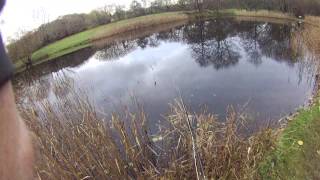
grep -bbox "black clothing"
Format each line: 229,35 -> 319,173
0,35 -> 13,88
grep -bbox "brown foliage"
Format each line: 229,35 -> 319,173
18,79 -> 276,179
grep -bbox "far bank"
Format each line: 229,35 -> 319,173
14,9 -> 302,73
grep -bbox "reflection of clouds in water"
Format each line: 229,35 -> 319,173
59,38 -> 314,122
16,19 -> 317,128
70,42 -> 189,107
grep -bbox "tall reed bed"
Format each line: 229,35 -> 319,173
18,79 -> 276,179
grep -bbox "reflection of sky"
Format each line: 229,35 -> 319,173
57,39 -> 314,129
72,42 -> 189,110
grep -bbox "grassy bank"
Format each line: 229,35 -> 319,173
14,9 -> 301,73
14,12 -> 189,72
260,99 -> 320,179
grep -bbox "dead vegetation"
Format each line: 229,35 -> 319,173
290,16 -> 320,79
18,79 -> 277,179
291,16 -> 320,57
303,17 -> 320,55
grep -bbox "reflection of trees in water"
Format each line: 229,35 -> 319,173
239,22 -> 264,66
94,25 -> 185,61
234,20 -> 300,67
156,28 -> 183,42
15,68 -> 75,104
240,21 -> 298,66
191,39 -> 240,69
257,24 -> 295,66
87,18 -> 300,69
95,33 -> 168,61
52,71 -> 75,99
183,20 -> 241,69
95,40 -> 137,60
14,48 -> 96,104
14,47 -> 96,85
137,37 -> 149,49
146,35 -> 161,47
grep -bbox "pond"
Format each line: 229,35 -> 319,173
15,17 -> 318,132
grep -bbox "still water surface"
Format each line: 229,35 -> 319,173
16,18 -> 317,130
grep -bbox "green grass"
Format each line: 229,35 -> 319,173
31,12 -> 188,61
260,98 -> 320,179
14,12 -> 188,72
31,30 -> 93,61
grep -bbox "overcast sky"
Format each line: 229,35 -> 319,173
0,0 -> 133,44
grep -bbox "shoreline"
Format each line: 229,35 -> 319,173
14,9 -> 303,73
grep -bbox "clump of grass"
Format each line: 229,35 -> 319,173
19,79 -> 277,179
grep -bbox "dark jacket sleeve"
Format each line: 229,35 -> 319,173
0,35 -> 13,88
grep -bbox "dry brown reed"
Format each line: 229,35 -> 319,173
18,79 -> 276,179
298,16 -> 320,56
92,12 -> 188,42
290,16 -> 320,81
232,10 -> 296,21
157,100 -> 276,179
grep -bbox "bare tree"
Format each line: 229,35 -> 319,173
194,0 -> 203,12
101,4 -> 116,16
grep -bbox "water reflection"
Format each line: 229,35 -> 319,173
95,41 -> 136,61
91,18 -> 303,69
185,20 -> 241,69
15,18 -> 317,132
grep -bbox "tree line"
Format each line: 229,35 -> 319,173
7,0 -> 320,63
